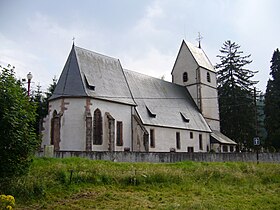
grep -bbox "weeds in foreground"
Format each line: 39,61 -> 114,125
0,158 -> 279,209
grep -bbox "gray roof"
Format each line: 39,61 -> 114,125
171,40 -> 215,73
210,130 -> 237,145
185,41 -> 215,72
50,45 -> 135,105
124,70 -> 211,132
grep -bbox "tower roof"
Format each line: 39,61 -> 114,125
50,45 -> 135,105
172,40 -> 215,74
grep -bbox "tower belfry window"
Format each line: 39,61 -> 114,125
207,72 -> 211,83
183,72 -> 188,82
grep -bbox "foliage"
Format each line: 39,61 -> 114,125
215,40 -> 258,150
0,195 -> 15,210
7,158 -> 280,209
265,48 -> 280,150
0,65 -> 39,180
31,77 -> 57,136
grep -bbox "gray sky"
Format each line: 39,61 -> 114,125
1,0 -> 279,93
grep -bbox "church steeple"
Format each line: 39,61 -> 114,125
171,40 -> 220,131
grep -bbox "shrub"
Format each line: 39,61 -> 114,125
0,65 -> 39,181
0,194 -> 15,209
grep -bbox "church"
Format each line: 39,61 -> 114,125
41,40 -> 236,153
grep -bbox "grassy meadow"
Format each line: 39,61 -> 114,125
2,157 -> 280,209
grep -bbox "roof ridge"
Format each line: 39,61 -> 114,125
124,68 -> 187,89
74,45 -> 119,61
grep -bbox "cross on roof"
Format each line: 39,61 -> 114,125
196,32 -> 203,48
72,37 -> 75,45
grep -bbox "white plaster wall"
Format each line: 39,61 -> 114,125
41,99 -> 63,148
146,126 -> 210,152
200,68 -> 217,88
41,115 -> 50,148
90,99 -> 132,152
200,86 -> 220,119
60,98 -> 86,151
172,43 -> 198,86
41,98 -> 133,151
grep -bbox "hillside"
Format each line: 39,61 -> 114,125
2,158 -> 280,209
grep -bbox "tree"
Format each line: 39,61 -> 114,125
215,41 -> 258,151
0,64 -> 39,179
264,49 -> 280,150
32,77 -> 57,137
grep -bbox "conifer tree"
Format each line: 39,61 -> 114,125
264,49 -> 280,150
215,40 -> 258,151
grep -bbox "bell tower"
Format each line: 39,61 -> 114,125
171,40 -> 220,131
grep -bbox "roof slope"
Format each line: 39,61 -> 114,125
124,69 -> 211,132
50,45 -> 135,105
50,46 -> 87,100
210,130 -> 237,145
172,40 -> 215,72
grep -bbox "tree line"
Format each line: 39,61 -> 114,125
215,41 -> 280,152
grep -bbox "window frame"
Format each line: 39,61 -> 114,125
176,132 -> 181,150
150,129 -> 155,148
93,109 -> 103,145
199,134 -> 203,150
183,72 -> 188,82
207,72 -> 211,83
116,121 -> 123,146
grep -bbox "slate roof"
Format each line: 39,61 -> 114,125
50,45 -> 135,105
185,41 -> 215,72
124,70 -> 211,132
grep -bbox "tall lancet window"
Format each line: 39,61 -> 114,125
183,72 -> 188,82
207,72 -> 211,83
93,108 -> 103,145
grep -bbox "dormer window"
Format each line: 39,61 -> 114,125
85,75 -> 95,90
180,112 -> 190,123
146,106 -> 156,118
207,72 -> 211,83
183,72 -> 188,82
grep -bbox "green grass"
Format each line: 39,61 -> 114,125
1,157 -> 280,209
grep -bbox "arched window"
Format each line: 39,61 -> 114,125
93,109 -> 103,145
51,110 -> 60,151
207,72 -> 211,83
183,72 -> 188,82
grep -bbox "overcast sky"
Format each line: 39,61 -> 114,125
1,0 -> 279,93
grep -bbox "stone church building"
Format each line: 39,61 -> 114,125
41,40 -> 236,153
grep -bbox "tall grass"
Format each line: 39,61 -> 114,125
1,157 -> 280,209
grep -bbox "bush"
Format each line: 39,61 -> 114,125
0,65 -> 39,181
0,194 -> 15,209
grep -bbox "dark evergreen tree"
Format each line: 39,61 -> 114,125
215,40 -> 258,151
32,77 -> 57,137
264,49 -> 280,150
256,93 -> 267,144
45,77 -> 57,99
32,85 -> 47,136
